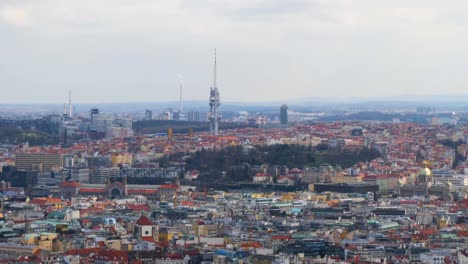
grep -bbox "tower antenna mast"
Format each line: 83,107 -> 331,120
214,49 -> 217,89
209,49 -> 221,136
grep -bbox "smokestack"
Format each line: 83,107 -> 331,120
68,90 -> 72,117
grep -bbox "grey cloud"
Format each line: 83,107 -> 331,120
1,0 -> 468,103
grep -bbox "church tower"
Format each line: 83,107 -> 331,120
418,160 -> 432,185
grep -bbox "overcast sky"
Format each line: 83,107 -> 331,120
1,0 -> 468,104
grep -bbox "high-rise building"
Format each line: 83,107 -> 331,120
145,110 -> 153,120
187,111 -> 199,122
38,170 -> 64,186
87,156 -> 111,168
15,153 -> 63,173
69,167 -> 90,183
10,170 -> 39,187
92,114 -> 114,133
188,111 -> 208,122
173,111 -> 181,121
89,167 -> 120,184
90,108 -> 99,123
63,154 -> 74,168
280,104 -> 288,124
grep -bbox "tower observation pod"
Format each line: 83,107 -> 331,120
209,49 -> 221,136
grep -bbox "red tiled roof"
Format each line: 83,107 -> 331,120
29,197 -> 62,205
180,201 -> 193,206
80,208 -> 104,214
128,189 -> 157,194
29,198 -> 47,205
61,181 -> 81,187
271,235 -> 291,240
141,236 -> 157,243
136,215 -> 153,226
79,188 -> 106,193
159,184 -> 178,189
67,248 -> 101,256
420,229 -> 437,235
240,241 -> 262,248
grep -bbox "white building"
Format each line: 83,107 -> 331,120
432,174 -> 468,187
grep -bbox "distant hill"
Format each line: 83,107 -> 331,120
0,127 -> 58,146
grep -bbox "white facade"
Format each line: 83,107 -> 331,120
432,174 -> 468,186
420,252 -> 454,264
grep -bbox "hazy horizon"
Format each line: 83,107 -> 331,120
1,92 -> 468,105
2,1 -> 468,103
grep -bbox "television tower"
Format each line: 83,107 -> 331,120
179,77 -> 183,113
209,49 -> 221,136
68,90 -> 73,117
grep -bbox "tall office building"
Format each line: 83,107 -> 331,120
188,111 -> 209,122
90,167 -> 120,184
90,108 -> 99,123
145,110 -> 153,120
188,111 -> 199,122
63,154 -> 74,168
173,111 -> 181,121
69,167 -> 90,183
87,156 -> 111,168
280,104 -> 289,124
15,153 -> 63,173
10,170 -> 39,187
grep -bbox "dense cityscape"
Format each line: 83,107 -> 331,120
0,93 -> 467,263
2,1 -> 468,263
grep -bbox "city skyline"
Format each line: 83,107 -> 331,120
2,1 -> 468,103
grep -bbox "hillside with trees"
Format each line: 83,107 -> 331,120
160,144 -> 381,182
0,127 -> 58,146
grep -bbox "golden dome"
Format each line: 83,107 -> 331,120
418,167 -> 432,177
